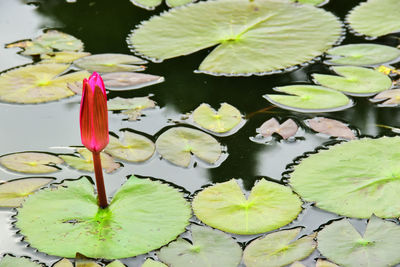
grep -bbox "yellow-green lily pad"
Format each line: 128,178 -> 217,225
142,259 -> 167,267
108,96 -> 156,121
40,52 -> 91,64
0,152 -> 63,174
74,54 -> 147,73
0,255 -> 43,267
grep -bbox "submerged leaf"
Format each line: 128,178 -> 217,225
0,255 -> 43,267
16,176 -> 191,259
372,89 -> 400,105
40,52 -> 90,64
264,85 -> 351,112
258,118 -> 298,139
74,54 -> 147,73
156,127 -> 222,167
142,259 -> 167,267
0,178 -> 54,207
290,137 -> 400,218
192,103 -> 242,133
108,96 -> 156,121
307,117 -> 355,139
243,228 -> 316,267
192,179 -> 302,235
0,152 -> 63,174
318,216 -> 400,266
129,0 -> 342,75
158,225 -> 242,267
0,64 -> 89,103
102,72 -> 164,90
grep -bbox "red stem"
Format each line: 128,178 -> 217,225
92,151 -> 108,208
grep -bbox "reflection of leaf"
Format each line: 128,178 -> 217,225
372,89 -> 400,105
290,137 -> 400,218
318,216 -> 400,266
142,259 -> 167,267
108,96 -> 156,121
129,0 -> 342,75
158,225 -> 242,267
102,72 -> 164,90
16,176 -> 191,259
0,255 -> 43,267
0,178 -> 54,208
74,54 -> 147,73
258,118 -> 298,139
347,0 -> 400,38
243,228 -> 316,267
307,117 -> 355,139
192,103 -> 242,133
264,85 -> 351,112
60,148 -> 121,173
0,152 -> 63,174
40,52 -> 90,64
192,179 -> 302,234
0,64 -> 89,103
130,0 -> 193,10
156,127 -> 222,167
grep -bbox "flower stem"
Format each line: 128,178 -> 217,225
92,151 -> 108,208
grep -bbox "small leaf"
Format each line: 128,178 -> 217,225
313,66 -> 392,95
6,40 -> 51,55
376,65 -> 400,75
53,258 -> 73,267
372,89 -> 400,105
105,131 -> 155,162
192,179 -> 302,235
74,54 -> 147,73
158,225 -> 242,267
60,148 -> 121,173
0,152 -> 63,174
307,117 -> 355,139
0,255 -> 43,267
106,260 -> 126,267
101,72 -> 164,90
156,127 -> 222,167
243,228 -> 316,267
192,103 -> 242,133
258,118 -> 298,139
108,96 -> 156,121
40,52 -> 90,64
142,259 -> 167,267
316,259 -> 339,267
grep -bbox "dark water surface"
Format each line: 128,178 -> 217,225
1,0 -> 400,266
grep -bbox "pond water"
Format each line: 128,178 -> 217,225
1,0 -> 400,266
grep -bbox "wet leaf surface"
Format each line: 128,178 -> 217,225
108,96 -> 156,121
258,118 -> 298,139
243,228 -> 316,267
16,176 -> 191,259
0,152 -> 63,174
372,89 -> 400,105
0,255 -> 43,267
158,225 -> 242,267
192,179 -> 302,234
101,72 -> 164,90
307,117 -> 355,139
74,54 -> 147,73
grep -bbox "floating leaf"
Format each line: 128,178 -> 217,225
156,127 -> 222,167
101,72 -> 164,90
347,0 -> 400,38
326,44 -> 400,66
0,64 -> 89,103
0,152 -> 62,174
307,117 -> 355,139
258,118 -> 298,139
290,137 -> 400,218
264,85 -> 351,112
40,52 -> 90,64
6,40 -> 52,55
372,89 -> 400,105
16,176 -> 191,259
192,179 -> 302,235
142,259 -> 167,267
0,178 -> 54,208
60,148 -> 121,173
76,258 -> 101,267
0,255 -> 43,267
53,258 -> 73,267
291,0 -> 326,5
290,262 -> 306,267
105,131 -> 155,162
130,0 -> 193,10
192,103 -> 242,133
129,0 -> 342,75
243,228 -> 316,267
316,259 -> 339,267
108,96 -> 156,121
74,54 -> 147,73
158,225 -> 242,267
106,261 -> 125,267
318,216 -> 400,266
313,66 -> 392,95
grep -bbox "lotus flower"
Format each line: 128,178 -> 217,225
80,72 -> 109,208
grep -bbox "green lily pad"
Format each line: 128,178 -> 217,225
60,148 -> 121,173
105,131 -> 155,162
243,228 -> 316,267
0,255 -> 43,267
290,136 -> 400,218
101,72 -> 164,90
0,177 -> 54,207
130,0 -> 193,10
192,179 -> 302,235
40,52 -> 91,64
0,152 -> 63,174
16,176 -> 191,259
347,0 -> 400,38
318,216 -> 400,266
158,225 -> 242,267
192,103 -> 242,133
129,0 -> 342,75
155,127 -> 222,167
108,96 -> 156,121
74,54 -> 147,73
0,64 -> 89,103
142,259 -> 167,267
326,44 -> 400,66
313,66 -> 392,95
264,85 -> 351,112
